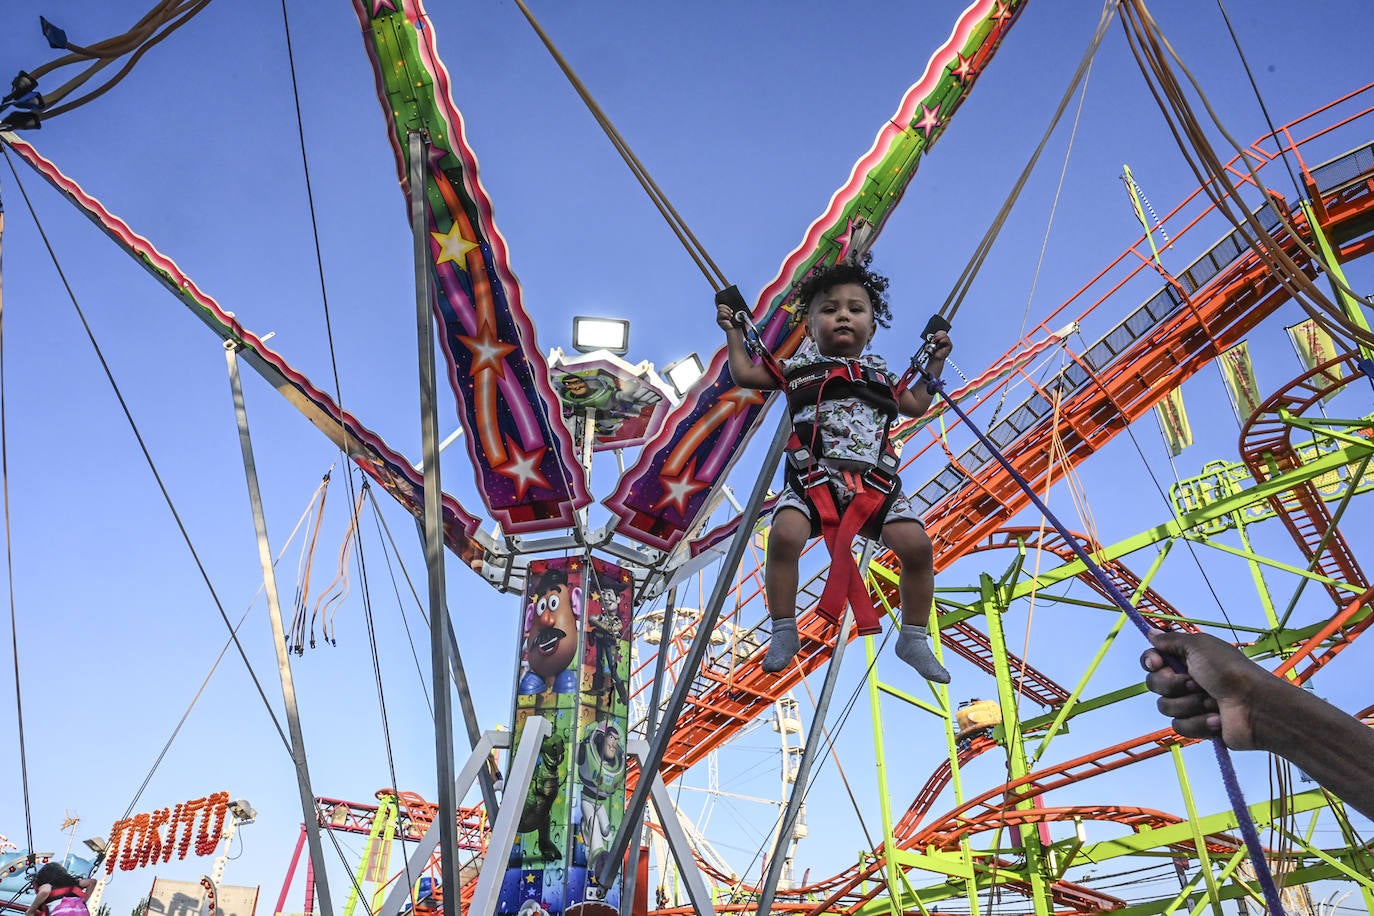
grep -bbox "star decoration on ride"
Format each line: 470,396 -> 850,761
496,439 -> 552,501
720,385 -> 766,412
990,0 -> 1015,26
427,141 -> 452,172
459,325 -> 517,375
652,462 -> 710,516
950,52 -> 977,84
915,104 -> 941,138
834,218 -> 858,264
369,0 -> 399,15
433,224 -> 479,269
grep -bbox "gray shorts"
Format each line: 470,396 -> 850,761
773,472 -> 924,541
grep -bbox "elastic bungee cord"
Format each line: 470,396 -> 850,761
919,365 -> 1290,916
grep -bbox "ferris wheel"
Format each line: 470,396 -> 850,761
633,601 -> 811,905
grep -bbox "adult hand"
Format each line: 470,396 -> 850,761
1141,630 -> 1272,751
1146,629 -> 1374,821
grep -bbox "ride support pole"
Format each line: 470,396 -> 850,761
410,130 -> 460,916
224,342 -> 335,916
757,544 -> 869,916
597,414 -> 793,888
622,586 -> 678,916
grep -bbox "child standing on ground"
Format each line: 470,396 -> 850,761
716,257 -> 951,682
23,863 -> 95,916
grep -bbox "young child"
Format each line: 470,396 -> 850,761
716,256 -> 951,682
23,863 -> 96,916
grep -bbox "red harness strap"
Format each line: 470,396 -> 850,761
809,479 -> 885,635
795,463 -> 896,635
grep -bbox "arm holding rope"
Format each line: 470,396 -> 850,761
898,328 -> 952,417
715,286 -> 781,390
1142,630 -> 1374,820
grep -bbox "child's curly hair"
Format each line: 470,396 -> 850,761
790,252 -> 892,329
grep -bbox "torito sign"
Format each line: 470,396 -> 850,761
104,791 -> 230,874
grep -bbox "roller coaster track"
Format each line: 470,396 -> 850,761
872,525 -> 1193,711
791,581 -> 1374,912
949,526 -> 1190,631
638,105 -> 1374,792
890,590 -> 1374,851
1239,351 -> 1372,606
896,734 -> 998,838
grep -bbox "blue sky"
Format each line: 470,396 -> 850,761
2,1 -> 1373,913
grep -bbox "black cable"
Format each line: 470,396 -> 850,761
0,174 -> 36,861
1,143 -> 292,753
367,490 -> 435,716
118,604 -> 254,821
277,0 -> 348,430
1213,0 -> 1305,200
275,7 -> 414,903
354,485 -> 416,909
119,491 -> 325,821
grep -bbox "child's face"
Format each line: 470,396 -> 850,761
805,282 -> 875,358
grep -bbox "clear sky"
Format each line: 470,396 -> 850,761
2,1 -> 1373,914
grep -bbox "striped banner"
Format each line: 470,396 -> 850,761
605,0 -> 1030,551
353,1 -> 591,534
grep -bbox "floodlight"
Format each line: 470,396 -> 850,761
572,316 -> 630,355
662,353 -> 705,397
83,837 -> 108,855
228,799 -> 257,822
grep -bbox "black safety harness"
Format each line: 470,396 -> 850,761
781,357 -> 904,634
719,283 -> 949,636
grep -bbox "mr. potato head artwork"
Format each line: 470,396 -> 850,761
519,565 -> 583,696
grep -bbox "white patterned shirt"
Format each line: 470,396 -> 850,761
780,345 -> 894,469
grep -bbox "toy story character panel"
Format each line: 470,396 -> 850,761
585,572 -> 631,710
505,558 -> 631,914
506,558 -> 584,916
571,559 -> 632,905
551,361 -> 668,452
519,561 -> 584,698
574,716 -> 627,878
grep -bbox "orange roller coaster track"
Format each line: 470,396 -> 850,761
639,86 -> 1374,796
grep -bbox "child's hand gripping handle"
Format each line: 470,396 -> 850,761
714,285 -> 750,329
912,313 -> 952,371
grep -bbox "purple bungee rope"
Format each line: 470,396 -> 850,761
925,372 -> 1287,915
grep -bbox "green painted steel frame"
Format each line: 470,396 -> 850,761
852,408 -> 1374,914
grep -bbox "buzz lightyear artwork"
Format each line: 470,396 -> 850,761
576,719 -> 626,875
501,557 -> 633,916
551,363 -> 667,452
